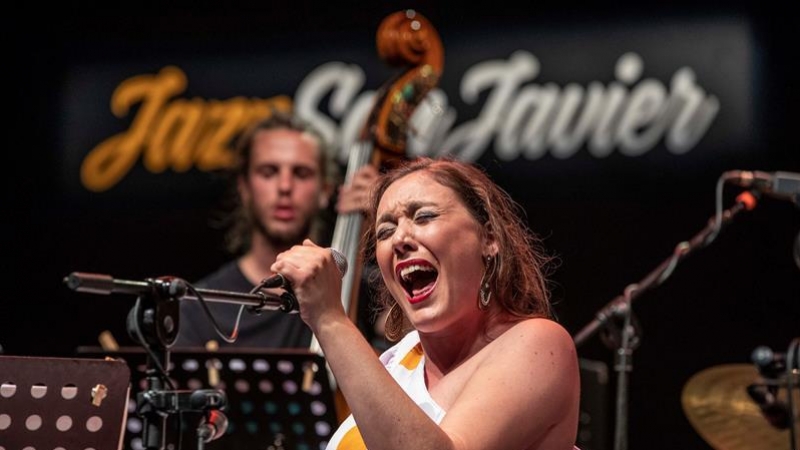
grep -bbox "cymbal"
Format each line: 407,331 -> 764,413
681,364 -> 793,450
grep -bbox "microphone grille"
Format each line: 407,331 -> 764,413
330,248 -> 349,276
751,345 -> 774,368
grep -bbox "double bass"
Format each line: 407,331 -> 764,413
308,9 -> 444,422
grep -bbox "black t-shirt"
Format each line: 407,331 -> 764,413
173,260 -> 312,349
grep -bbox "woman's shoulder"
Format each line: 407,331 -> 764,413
502,317 -> 572,339
486,318 -> 581,406
491,318 -> 577,361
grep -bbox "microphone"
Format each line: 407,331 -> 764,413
258,248 -> 349,289
197,409 -> 229,443
751,345 -> 786,378
725,170 -> 800,206
257,248 -> 349,313
189,389 -> 227,410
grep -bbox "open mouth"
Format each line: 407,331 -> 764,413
398,263 -> 438,300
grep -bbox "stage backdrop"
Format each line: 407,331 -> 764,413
5,4 -> 799,450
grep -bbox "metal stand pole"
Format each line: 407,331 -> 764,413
573,191 -> 757,450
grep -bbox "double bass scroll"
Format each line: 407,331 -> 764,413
368,9 -> 444,166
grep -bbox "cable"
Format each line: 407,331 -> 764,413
130,298 -> 175,390
184,283 -> 240,344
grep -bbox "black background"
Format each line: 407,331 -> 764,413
5,2 -> 799,450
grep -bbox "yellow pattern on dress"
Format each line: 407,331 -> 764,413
337,426 -> 367,450
399,343 -> 423,370
335,343 -> 423,449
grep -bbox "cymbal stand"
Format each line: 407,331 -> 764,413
573,189 -> 758,450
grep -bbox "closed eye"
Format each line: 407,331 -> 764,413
414,210 -> 438,223
375,224 -> 396,241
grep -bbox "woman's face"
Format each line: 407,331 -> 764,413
374,171 -> 491,336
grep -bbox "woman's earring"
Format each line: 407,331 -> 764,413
385,302 -> 406,341
479,255 -> 494,309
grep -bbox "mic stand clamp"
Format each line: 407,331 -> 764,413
136,389 -> 229,450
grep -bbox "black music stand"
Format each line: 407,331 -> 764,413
77,346 -> 338,450
0,355 -> 130,449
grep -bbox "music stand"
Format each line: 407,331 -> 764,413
0,355 -> 130,449
77,346 -> 338,450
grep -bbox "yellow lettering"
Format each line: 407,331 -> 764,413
80,134 -> 135,193
147,98 -> 204,173
81,66 -> 294,192
82,66 -> 187,191
195,97 -> 251,171
195,96 -> 292,171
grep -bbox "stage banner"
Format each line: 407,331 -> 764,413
57,17 -> 754,205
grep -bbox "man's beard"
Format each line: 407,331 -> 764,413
251,210 -> 313,249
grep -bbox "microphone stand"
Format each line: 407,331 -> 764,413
573,192 -> 757,450
63,273 -> 290,450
